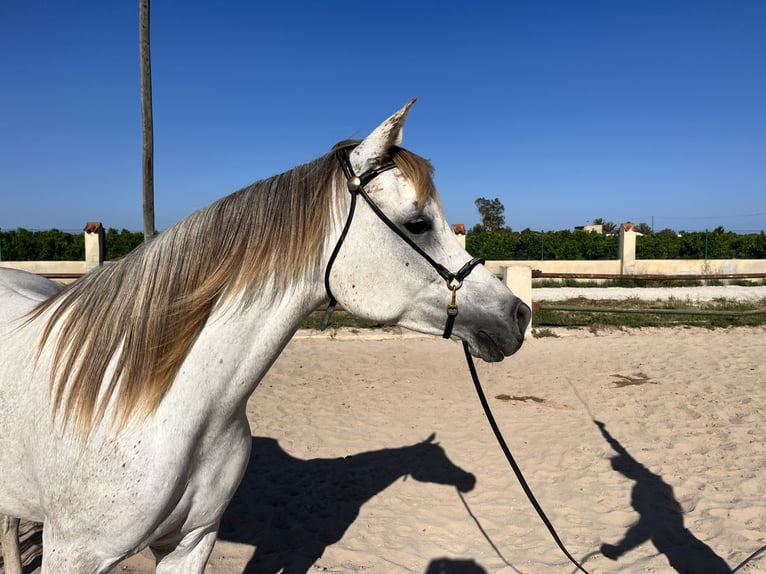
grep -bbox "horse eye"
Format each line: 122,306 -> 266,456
404,217 -> 433,235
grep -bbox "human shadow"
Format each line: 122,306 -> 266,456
595,420 -> 731,573
219,434 -> 477,574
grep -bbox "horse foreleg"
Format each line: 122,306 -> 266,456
151,525 -> 218,574
152,526 -> 219,574
1,514 -> 23,574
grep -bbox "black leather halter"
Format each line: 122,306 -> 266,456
321,146 -> 485,338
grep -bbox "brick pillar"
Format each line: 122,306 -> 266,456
84,221 -> 105,271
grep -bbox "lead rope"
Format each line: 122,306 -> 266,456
324,145 -> 590,571
462,342 -> 591,574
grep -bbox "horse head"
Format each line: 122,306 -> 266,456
403,433 -> 476,493
326,100 -> 531,361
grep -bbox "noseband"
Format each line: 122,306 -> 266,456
321,146 -> 485,338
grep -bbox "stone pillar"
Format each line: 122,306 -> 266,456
84,221 -> 105,271
503,264 -> 532,336
619,222 -> 636,275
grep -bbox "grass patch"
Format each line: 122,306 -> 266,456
730,278 -> 766,287
300,297 -> 766,333
533,298 -> 766,329
534,278 -> 766,288
531,328 -> 559,338
534,279 -> 605,288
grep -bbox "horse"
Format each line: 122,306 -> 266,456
0,100 -> 530,573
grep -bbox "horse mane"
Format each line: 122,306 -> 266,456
31,143 -> 436,438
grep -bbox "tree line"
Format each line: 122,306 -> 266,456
0,228 -> 144,261
469,197 -> 766,260
2,223 -> 766,262
466,226 -> 766,260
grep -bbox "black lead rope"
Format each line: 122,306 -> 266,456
462,342 -> 591,573
323,145 -> 589,571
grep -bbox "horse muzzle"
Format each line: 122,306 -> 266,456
464,297 -> 531,362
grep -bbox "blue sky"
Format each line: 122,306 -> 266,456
1,1 -> 764,234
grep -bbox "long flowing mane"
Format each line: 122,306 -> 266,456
31,143 -> 436,438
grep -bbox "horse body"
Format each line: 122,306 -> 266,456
0,101 -> 529,572
1,263 -> 322,571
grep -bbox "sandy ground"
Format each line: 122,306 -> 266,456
7,324 -> 766,573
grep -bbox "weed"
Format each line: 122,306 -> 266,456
532,328 -> 558,338
533,298 -> 766,329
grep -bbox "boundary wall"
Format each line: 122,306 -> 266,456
487,258 -> 766,278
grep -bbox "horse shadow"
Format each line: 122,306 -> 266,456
219,433 -> 478,574
595,420 -> 732,573
425,557 -> 487,573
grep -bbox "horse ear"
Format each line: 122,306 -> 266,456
350,98 -> 416,174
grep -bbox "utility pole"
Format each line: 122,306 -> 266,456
139,0 -> 155,241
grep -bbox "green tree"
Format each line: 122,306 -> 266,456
0,229 -> 84,260
466,228 -> 620,261
476,228 -> 518,259
105,228 -> 144,260
474,197 -> 506,232
635,222 -> 653,235
593,218 -> 618,234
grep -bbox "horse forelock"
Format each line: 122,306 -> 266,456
33,142 -> 437,439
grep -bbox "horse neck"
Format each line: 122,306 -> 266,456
341,444 -> 425,496
176,276 -> 326,409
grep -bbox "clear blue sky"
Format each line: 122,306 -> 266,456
1,1 -> 764,234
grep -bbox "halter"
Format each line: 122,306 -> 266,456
320,146 -> 485,338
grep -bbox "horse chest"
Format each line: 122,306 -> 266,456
37,409 -> 252,549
